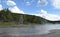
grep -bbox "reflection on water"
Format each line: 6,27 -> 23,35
0,24 -> 60,37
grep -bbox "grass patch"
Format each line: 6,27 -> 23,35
0,22 -> 17,27
0,22 -> 30,27
0,22 -> 40,27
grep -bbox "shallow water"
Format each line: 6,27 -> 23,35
0,24 -> 60,36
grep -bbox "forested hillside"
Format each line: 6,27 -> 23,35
0,9 -> 60,24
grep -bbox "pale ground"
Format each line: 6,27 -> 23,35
0,29 -> 60,37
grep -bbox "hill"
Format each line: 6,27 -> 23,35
0,9 -> 60,24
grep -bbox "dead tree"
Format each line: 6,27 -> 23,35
19,14 -> 24,24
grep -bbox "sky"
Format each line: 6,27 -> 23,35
0,0 -> 60,21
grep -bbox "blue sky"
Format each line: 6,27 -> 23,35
14,0 -> 60,15
13,0 -> 60,15
0,0 -> 60,21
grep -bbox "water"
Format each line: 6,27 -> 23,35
0,24 -> 60,36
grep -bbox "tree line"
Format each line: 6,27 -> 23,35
0,9 -> 60,24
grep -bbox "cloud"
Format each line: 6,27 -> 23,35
7,0 -> 16,6
0,4 -> 3,10
9,6 -> 24,14
37,0 -> 48,7
26,1 -> 31,5
34,9 -> 60,21
51,0 -> 60,9
46,14 -> 60,21
40,9 -> 47,15
6,0 -> 24,14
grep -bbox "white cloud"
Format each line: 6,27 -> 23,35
7,0 -> 16,6
51,0 -> 60,9
6,0 -> 24,14
40,9 -> 47,15
34,9 -> 60,21
26,2 -> 31,5
9,6 -> 24,14
45,14 -> 60,21
37,0 -> 48,7
0,4 -> 3,10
